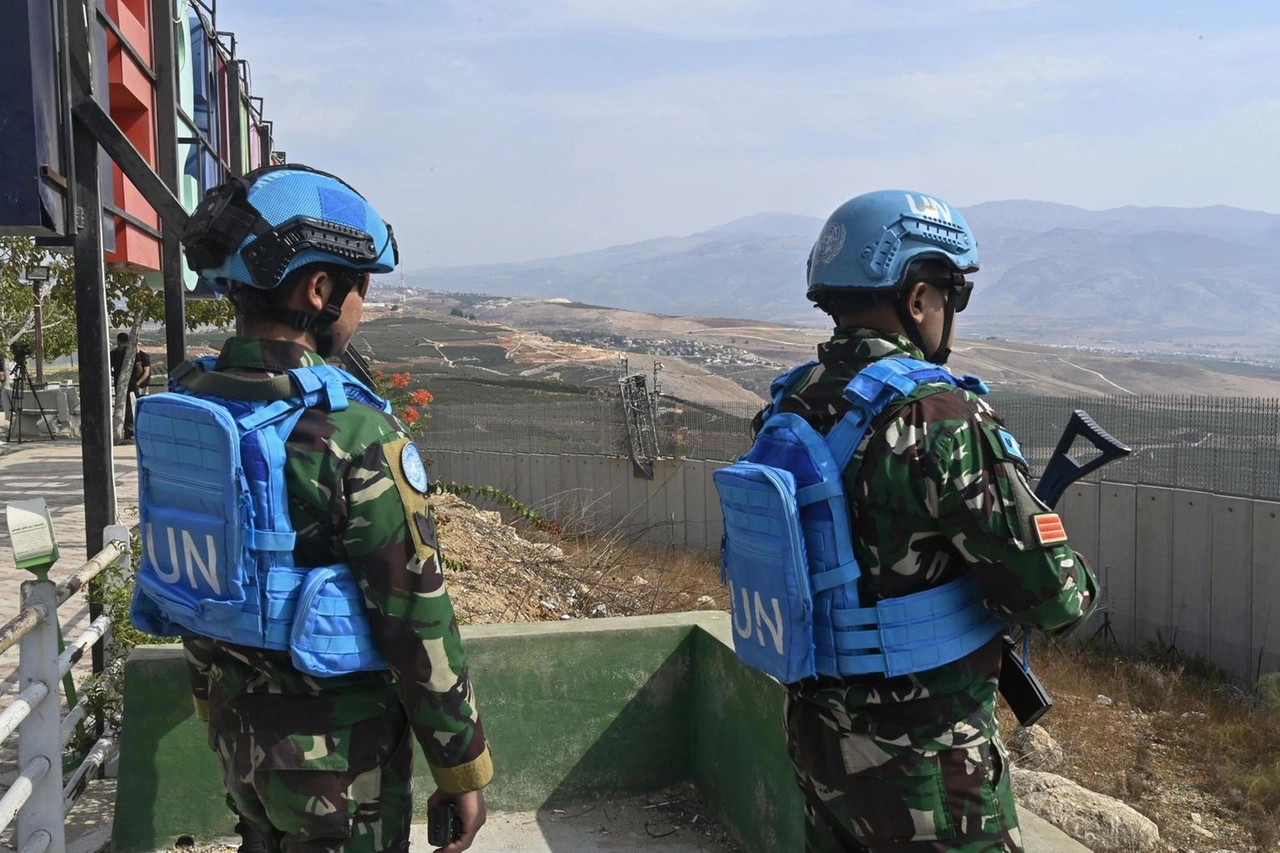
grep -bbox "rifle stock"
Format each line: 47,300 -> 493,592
1000,409 -> 1131,725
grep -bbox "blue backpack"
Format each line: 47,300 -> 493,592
713,357 -> 1008,683
130,357 -> 391,678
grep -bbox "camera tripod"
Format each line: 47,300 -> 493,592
5,357 -> 57,443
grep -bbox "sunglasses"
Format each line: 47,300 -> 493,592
354,273 -> 372,300
915,275 -> 973,313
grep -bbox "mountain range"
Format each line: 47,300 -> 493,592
404,201 -> 1280,356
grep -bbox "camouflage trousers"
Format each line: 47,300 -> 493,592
210,706 -> 413,853
784,694 -> 1023,853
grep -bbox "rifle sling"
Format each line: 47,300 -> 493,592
172,360 -> 300,402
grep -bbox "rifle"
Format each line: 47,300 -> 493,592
998,410 -> 1131,726
340,345 -> 380,390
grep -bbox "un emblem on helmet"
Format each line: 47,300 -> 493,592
401,442 -> 430,493
813,222 -> 846,265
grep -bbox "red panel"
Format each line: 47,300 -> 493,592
106,0 -> 151,65
107,31 -> 150,110
103,0 -> 160,271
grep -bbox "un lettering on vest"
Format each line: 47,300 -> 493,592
145,523 -> 222,595
728,580 -> 785,655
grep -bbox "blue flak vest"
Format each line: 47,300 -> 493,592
712,356 -> 1008,684
129,356 -> 393,678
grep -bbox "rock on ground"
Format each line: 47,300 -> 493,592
1007,724 -> 1066,772
1013,768 -> 1160,853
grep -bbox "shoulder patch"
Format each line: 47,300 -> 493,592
1032,512 -> 1069,547
996,428 -> 1028,466
400,442 -> 430,493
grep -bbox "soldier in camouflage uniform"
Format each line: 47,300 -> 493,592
773,191 -> 1097,852
140,166 -> 490,852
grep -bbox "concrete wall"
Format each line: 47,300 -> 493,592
112,613 -> 804,853
1057,482 -> 1280,681
429,449 -> 727,551
428,449 -> 1280,681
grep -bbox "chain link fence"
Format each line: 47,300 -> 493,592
423,394 -> 1280,501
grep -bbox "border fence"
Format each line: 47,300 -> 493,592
424,394 -> 1280,501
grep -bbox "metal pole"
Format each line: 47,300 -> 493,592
151,0 -> 186,371
65,0 -> 117,677
15,581 -> 65,853
31,284 -> 44,384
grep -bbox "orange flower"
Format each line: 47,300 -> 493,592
391,372 -> 411,389
402,406 -> 420,423
410,388 -> 434,406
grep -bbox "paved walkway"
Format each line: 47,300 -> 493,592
0,439 -> 139,691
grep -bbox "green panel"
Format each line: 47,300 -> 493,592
113,616 -> 701,847
447,616 -> 696,814
112,646 -> 236,853
690,617 -> 806,852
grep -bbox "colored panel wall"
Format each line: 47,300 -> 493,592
102,0 -> 161,270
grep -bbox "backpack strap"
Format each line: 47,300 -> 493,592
768,360 -> 820,412
173,357 -> 300,401
827,357 -> 963,471
288,364 -> 351,413
174,358 -> 390,415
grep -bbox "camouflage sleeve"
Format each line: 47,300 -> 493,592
181,637 -> 212,721
929,409 -> 1098,634
343,436 -> 492,793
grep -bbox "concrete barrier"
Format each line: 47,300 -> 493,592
112,613 -> 1086,852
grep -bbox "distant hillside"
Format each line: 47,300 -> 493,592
405,201 -> 1280,356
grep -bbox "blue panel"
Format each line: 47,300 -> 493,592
0,0 -> 66,234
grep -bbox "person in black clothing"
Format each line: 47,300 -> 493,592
109,332 -> 151,439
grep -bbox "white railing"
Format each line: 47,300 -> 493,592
0,525 -> 130,853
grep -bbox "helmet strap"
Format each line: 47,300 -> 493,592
893,296 -> 932,360
932,288 -> 958,366
262,271 -> 360,358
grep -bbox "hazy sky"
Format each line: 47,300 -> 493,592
214,0 -> 1280,269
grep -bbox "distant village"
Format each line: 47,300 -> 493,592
546,330 -> 784,370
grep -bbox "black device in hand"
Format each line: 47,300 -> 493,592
999,409 -> 1131,726
999,642 -> 1056,726
427,801 -> 462,847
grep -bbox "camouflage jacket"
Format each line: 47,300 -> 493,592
774,328 -> 1097,749
182,337 -> 492,794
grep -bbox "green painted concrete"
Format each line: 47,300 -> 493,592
113,646 -> 238,851
459,614 -> 697,812
112,613 -> 1088,852
691,617 -> 805,851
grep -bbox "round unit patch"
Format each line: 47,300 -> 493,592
401,442 -> 430,493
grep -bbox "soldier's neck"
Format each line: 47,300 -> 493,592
237,323 -> 319,353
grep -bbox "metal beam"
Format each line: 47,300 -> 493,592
71,97 -> 189,234
63,0 -> 116,678
151,0 -> 186,370
225,60 -> 244,176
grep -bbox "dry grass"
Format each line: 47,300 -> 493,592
434,491 -> 727,626
1007,637 -> 1280,851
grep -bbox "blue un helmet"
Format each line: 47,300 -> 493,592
182,164 -> 398,353
806,190 -> 978,364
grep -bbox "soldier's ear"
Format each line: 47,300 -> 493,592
904,281 -> 931,324
297,269 -> 332,313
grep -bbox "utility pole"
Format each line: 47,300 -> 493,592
22,266 -> 51,384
